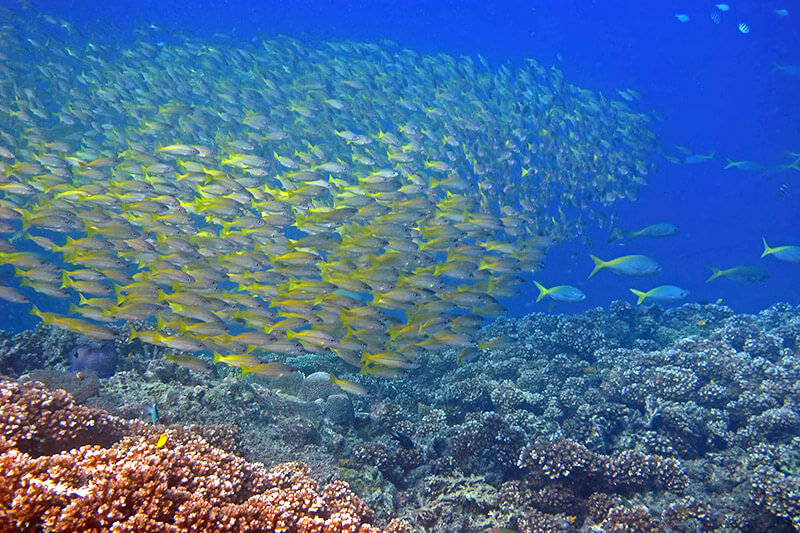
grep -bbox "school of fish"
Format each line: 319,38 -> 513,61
0,5 -> 659,377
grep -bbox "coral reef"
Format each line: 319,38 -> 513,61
3,301 -> 800,531
0,379 -> 407,532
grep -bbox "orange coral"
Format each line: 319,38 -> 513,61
0,380 -> 409,533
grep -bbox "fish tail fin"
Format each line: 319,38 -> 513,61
588,254 -> 606,278
724,158 -> 736,169
30,305 -> 46,322
761,237 -> 772,258
706,265 -> 722,282
533,280 -> 549,303
212,352 -> 222,364
629,288 -> 648,305
240,365 -> 252,376
20,210 -> 32,232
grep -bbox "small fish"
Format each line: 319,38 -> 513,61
724,158 -> 762,171
478,336 -> 514,351
456,347 -> 480,364
329,374 -> 369,396
156,144 -> 199,157
155,433 -> 168,448
715,4 -> 730,12
629,285 -> 689,305
240,362 -> 295,377
773,64 -> 800,77
165,353 -> 211,373
390,430 -> 415,449
775,9 -> 789,17
675,14 -> 690,23
148,402 -> 159,424
0,285 -> 30,303
696,320 -> 707,326
683,152 -> 715,164
533,281 -> 586,303
711,11 -> 721,24
707,265 -> 769,283
738,22 -> 750,34
212,352 -> 262,368
624,222 -> 678,241
589,254 -> 661,278
761,237 -> 800,263
778,183 -> 788,197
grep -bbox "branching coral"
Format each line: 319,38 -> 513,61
0,379 -> 408,532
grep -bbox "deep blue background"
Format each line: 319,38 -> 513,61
9,1 -> 800,322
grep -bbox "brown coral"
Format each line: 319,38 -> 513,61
0,379 -> 406,532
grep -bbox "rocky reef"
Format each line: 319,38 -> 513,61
1,301 -> 799,532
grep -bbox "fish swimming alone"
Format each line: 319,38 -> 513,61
533,281 -> 586,303
589,254 -> 661,278
707,265 -> 769,283
611,222 -> 678,243
761,237 -> 800,263
629,285 -> 689,305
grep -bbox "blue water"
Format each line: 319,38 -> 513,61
9,0 -> 800,321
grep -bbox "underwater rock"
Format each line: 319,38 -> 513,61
69,341 -> 117,378
299,371 -> 341,401
325,393 -> 355,426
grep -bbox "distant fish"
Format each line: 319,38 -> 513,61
711,11 -> 722,24
240,362 -> 295,377
589,254 -> 661,278
738,22 -> 750,34
156,432 -> 168,449
165,353 -> 211,373
773,63 -> 800,77
675,14 -> 690,23
456,347 -> 480,364
761,237 -> 800,263
616,89 -> 641,102
724,158 -> 763,171
391,431 -> 416,450
148,402 -> 159,425
684,152 -> 715,164
533,280 -> 586,303
707,265 -> 769,283
775,9 -> 789,17
478,336 -> 515,351
778,183 -> 788,197
623,222 -> 678,241
715,4 -> 730,11
329,374 -> 370,397
629,285 -> 689,305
